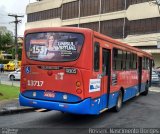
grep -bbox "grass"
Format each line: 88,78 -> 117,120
0,84 -> 20,101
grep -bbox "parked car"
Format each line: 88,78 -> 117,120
8,68 -> 21,81
4,60 -> 21,71
152,71 -> 160,83
156,71 -> 160,78
154,68 -> 160,78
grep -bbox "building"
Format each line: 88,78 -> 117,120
26,0 -> 160,67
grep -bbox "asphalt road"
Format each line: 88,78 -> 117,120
0,87 -> 160,134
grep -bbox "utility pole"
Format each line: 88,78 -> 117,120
8,14 -> 24,69
123,0 -> 127,40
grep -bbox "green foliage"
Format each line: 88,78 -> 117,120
0,33 -> 22,60
18,48 -> 22,60
0,59 -> 11,64
0,33 -> 14,51
11,48 -> 22,60
0,84 -> 19,100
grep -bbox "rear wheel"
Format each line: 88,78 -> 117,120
10,75 -> 15,81
141,82 -> 149,96
114,91 -> 123,112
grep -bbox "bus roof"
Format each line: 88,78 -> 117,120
25,27 -> 93,35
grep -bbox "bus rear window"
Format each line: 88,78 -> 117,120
25,32 -> 84,62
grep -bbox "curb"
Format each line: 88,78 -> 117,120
0,108 -> 36,116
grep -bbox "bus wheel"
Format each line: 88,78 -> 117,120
141,83 -> 149,96
114,91 -> 123,112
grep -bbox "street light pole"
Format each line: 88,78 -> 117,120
8,14 -> 24,69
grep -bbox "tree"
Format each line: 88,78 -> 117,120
0,33 -> 14,51
11,48 -> 22,60
0,33 -> 22,60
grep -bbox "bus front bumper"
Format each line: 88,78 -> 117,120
19,94 -> 100,115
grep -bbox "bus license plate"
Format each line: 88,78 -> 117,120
44,92 -> 55,98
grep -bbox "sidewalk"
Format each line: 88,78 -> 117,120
0,71 -> 9,75
0,99 -> 35,115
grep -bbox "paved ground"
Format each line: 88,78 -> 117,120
0,86 -> 160,134
0,99 -> 35,115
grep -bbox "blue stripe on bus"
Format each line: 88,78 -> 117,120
19,94 -> 99,114
22,90 -> 81,103
123,83 -> 146,102
19,83 -> 147,115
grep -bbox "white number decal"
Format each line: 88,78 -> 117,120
32,46 -> 43,54
27,80 -> 44,87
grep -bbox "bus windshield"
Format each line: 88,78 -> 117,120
25,32 -> 84,62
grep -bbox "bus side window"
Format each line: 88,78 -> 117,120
117,49 -> 123,70
126,51 -> 131,70
142,57 -> 148,70
94,42 -> 100,71
133,54 -> 137,69
113,48 -> 123,71
123,51 -> 127,70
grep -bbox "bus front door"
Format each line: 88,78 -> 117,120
101,48 -> 111,111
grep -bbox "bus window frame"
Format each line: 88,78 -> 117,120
24,31 -> 85,63
142,57 -> 150,70
112,48 -> 124,71
93,42 -> 100,72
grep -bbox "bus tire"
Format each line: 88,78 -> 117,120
114,90 -> 123,112
141,83 -> 149,96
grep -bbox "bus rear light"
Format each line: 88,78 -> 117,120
76,81 -> 81,87
47,70 -> 53,76
76,88 -> 82,94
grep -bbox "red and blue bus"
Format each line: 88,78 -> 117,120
19,27 -> 153,115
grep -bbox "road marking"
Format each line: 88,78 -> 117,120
35,109 -> 47,112
150,89 -> 160,93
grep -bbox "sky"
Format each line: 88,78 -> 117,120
0,0 -> 36,37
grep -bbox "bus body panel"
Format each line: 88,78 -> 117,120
19,90 -> 120,114
21,65 -> 85,102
